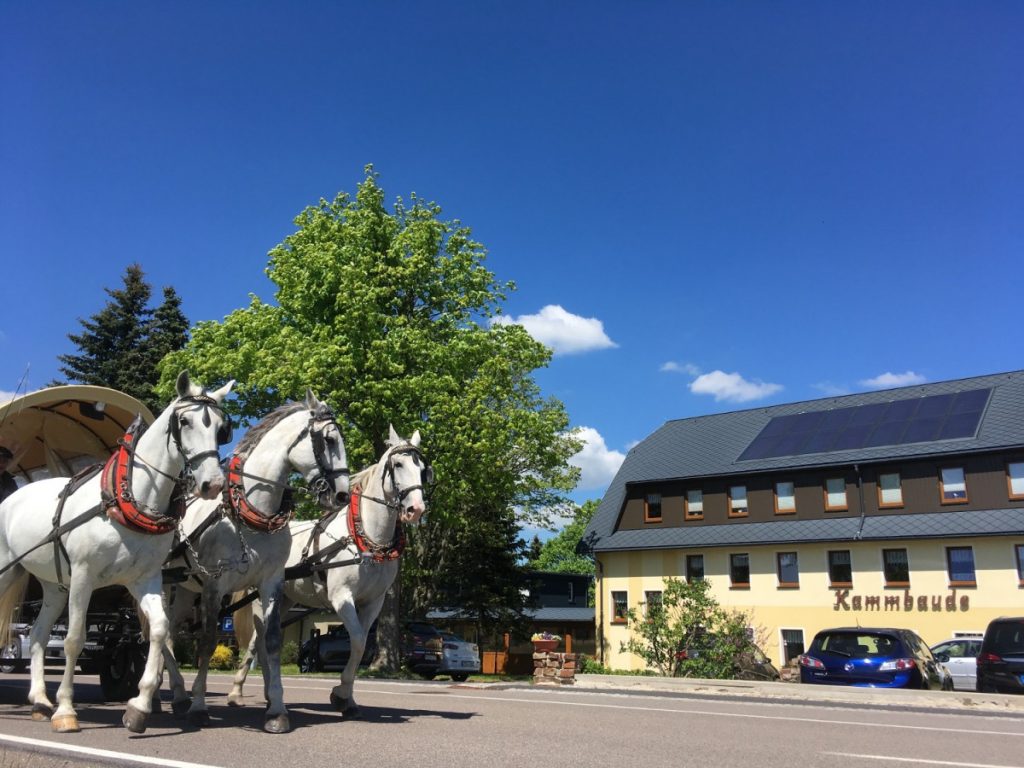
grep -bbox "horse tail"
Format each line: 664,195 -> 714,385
0,568 -> 30,649
232,590 -> 254,652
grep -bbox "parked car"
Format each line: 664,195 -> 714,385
298,624 -> 378,673
930,636 -> 983,691
437,632 -> 480,682
799,627 -> 951,689
976,617 -> 1024,694
0,623 -> 82,673
401,621 -> 443,678
675,633 -> 780,681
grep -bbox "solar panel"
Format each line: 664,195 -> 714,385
737,388 -> 991,461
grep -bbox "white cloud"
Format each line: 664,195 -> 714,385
492,305 -> 617,356
660,361 -> 701,376
0,391 -> 18,404
812,382 -> 851,397
860,371 -> 927,390
690,370 -> 783,403
569,426 -> 625,491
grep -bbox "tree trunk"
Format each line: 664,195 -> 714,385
370,580 -> 401,672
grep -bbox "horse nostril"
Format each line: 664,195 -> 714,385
337,491 -> 350,506
200,480 -> 211,495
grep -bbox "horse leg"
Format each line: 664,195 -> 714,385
50,574 -> 93,733
329,595 -> 383,718
185,582 -> 221,727
226,594 -> 258,707
123,577 -> 170,734
162,589 -> 192,716
256,580 -> 289,733
27,582 -> 68,722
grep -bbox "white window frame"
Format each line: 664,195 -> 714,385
775,481 -> 796,514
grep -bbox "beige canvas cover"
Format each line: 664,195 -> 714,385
0,386 -> 155,483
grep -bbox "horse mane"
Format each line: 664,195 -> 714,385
234,402 -> 307,457
350,463 -> 377,489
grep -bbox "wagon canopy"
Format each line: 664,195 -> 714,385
0,385 -> 155,484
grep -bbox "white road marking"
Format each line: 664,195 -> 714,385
825,752 -> 1024,768
0,732 -> 226,768
341,686 -> 1024,738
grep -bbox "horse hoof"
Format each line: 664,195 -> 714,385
122,704 -> 148,734
171,698 -> 192,718
226,695 -> 243,708
51,714 -> 81,733
329,692 -> 347,711
187,709 -> 210,728
30,704 -> 52,721
263,713 -> 290,734
330,693 -> 360,720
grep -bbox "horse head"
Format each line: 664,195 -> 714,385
291,389 -> 350,511
171,370 -> 234,499
383,424 -> 431,524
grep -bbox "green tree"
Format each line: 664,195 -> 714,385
57,264 -> 189,414
621,577 -> 757,678
531,499 -> 598,575
157,166 -> 580,668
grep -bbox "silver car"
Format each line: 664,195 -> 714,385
438,632 -> 480,682
931,637 -> 983,691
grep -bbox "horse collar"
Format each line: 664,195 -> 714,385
102,420 -> 185,535
225,454 -> 292,533
348,485 -> 404,562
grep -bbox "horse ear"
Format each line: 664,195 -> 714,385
410,430 -> 421,447
210,379 -> 235,402
304,388 -> 319,410
175,371 -> 192,398
387,424 -> 400,447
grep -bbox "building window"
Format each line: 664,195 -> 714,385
781,629 -> 805,664
644,493 -> 662,522
1009,462 -> 1024,500
1016,545 -> 1024,586
729,485 -> 748,517
883,548 -> 910,586
827,550 -> 853,587
776,551 -> 799,587
686,554 -> 705,582
644,590 -> 663,618
730,553 -> 750,588
825,477 -> 848,511
946,546 -> 976,586
940,467 -> 968,504
611,591 -> 628,623
775,481 -> 796,515
685,489 -> 704,520
878,472 -> 903,508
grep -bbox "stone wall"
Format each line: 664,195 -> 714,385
533,650 -> 577,685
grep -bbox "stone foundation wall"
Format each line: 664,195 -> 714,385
533,651 -> 577,685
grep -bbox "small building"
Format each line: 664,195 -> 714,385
582,370 -> 1024,671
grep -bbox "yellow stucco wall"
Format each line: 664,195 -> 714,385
597,536 -> 1021,671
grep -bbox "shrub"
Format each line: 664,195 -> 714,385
209,644 -> 236,670
281,640 -> 299,666
579,655 -> 612,674
172,636 -> 195,667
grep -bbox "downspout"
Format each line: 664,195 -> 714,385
853,463 -> 867,540
595,558 -> 605,667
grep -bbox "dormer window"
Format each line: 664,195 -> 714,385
729,485 -> 748,517
644,493 -> 662,523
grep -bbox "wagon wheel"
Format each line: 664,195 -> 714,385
99,640 -> 147,702
0,640 -> 25,674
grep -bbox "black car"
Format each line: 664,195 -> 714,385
299,624 -> 378,673
800,627 -> 950,689
976,617 -> 1024,693
401,621 -> 443,678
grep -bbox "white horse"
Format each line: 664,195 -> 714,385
0,371 -> 232,734
227,425 -> 430,717
161,390 -> 349,733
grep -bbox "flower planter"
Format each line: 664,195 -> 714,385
532,639 -> 559,653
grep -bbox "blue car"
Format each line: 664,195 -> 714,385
799,627 -> 952,690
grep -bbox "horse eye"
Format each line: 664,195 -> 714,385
179,416 -> 191,429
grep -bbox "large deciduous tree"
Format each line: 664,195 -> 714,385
529,499 -> 599,575
157,167 -> 580,667
57,264 -> 189,414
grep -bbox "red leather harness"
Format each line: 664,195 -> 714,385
348,486 -> 404,562
102,428 -> 185,535
225,454 -> 291,533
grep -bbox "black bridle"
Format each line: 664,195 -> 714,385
381,443 -> 433,505
285,403 -> 350,504
166,394 -> 232,490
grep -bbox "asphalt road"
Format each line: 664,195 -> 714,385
0,672 -> 1022,768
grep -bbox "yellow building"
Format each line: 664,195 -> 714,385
583,371 -> 1024,670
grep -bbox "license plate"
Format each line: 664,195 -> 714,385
462,660 -> 475,667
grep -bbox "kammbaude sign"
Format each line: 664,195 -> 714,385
832,590 -> 970,612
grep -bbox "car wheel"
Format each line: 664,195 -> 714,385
0,641 -> 23,674
298,653 -> 317,673
450,673 -> 469,682
99,642 -> 146,702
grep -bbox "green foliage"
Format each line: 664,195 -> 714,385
621,577 -> 758,679
529,499 -> 598,575
281,640 -> 299,666
579,654 -> 612,674
155,167 -> 581,658
57,264 -> 189,414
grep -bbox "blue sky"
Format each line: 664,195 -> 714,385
2,2 -> 1022,523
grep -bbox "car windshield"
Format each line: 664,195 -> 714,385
817,632 -> 898,658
